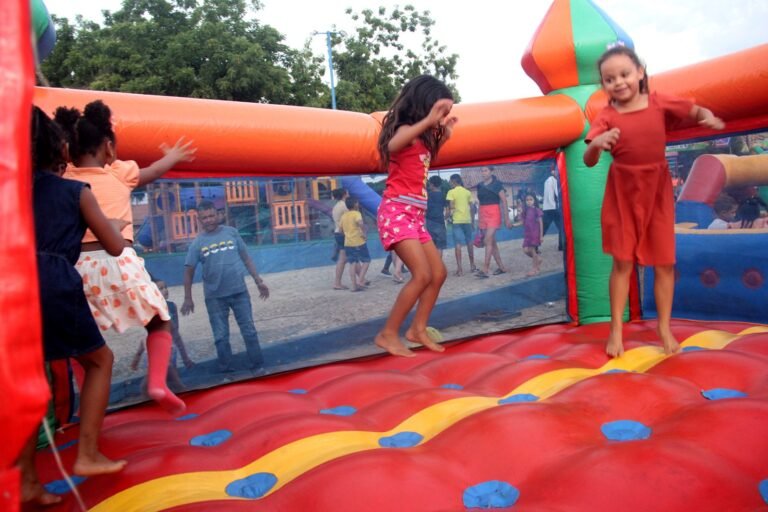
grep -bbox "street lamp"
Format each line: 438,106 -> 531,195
312,30 -> 345,110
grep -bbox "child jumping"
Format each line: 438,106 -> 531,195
375,74 -> 458,357
583,45 -> 724,357
56,100 -> 196,413
521,192 -> 543,276
19,108 -> 128,506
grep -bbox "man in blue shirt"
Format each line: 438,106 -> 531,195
181,200 -> 269,372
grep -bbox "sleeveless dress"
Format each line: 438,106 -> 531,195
33,172 -> 105,360
585,92 -> 694,266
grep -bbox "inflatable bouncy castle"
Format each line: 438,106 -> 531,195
3,0 -> 768,510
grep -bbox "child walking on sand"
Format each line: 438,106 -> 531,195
56,100 -> 196,413
521,192 -> 543,276
340,197 -> 371,291
374,75 -> 458,357
18,108 -> 128,507
583,45 -> 724,357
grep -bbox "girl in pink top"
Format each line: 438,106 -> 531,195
56,101 -> 195,414
375,75 -> 458,357
583,46 -> 723,358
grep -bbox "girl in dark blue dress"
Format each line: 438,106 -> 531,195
17,108 -> 128,507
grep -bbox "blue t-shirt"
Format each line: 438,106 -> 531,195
426,189 -> 447,223
185,226 -> 249,298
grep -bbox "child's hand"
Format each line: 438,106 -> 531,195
594,128 -> 621,151
256,282 -> 269,300
442,115 -> 459,139
160,137 -> 197,164
699,115 -> 725,130
427,98 -> 454,127
108,218 -> 131,232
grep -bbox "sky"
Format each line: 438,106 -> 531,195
43,0 -> 768,104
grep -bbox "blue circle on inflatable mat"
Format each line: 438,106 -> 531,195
463,480 -> 520,508
226,473 -> 278,499
759,479 -> 768,504
379,431 -> 423,448
190,429 -> 232,447
682,346 -> 705,352
44,476 -> 87,495
524,354 -> 549,360
288,388 -> 308,394
175,413 -> 199,421
601,420 -> 651,441
319,405 -> 357,416
701,388 -> 748,400
498,394 -> 539,405
605,369 -> 628,374
442,383 -> 464,390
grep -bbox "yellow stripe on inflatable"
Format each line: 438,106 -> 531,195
90,326 -> 764,511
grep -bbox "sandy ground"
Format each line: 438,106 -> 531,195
105,234 -> 567,385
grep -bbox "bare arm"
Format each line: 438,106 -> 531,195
387,98 -> 455,154
79,187 -> 126,256
137,138 -> 197,186
691,105 -> 725,130
500,191 -> 511,228
583,128 -> 621,167
181,265 -> 195,315
241,250 -> 269,300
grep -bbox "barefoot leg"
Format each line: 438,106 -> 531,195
405,327 -> 445,352
654,265 -> 680,354
375,332 -> 415,357
406,241 -> 447,353
18,432 -> 62,507
606,259 -> 633,358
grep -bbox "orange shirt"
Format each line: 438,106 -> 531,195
64,160 -> 140,242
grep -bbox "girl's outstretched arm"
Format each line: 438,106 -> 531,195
691,105 -> 725,130
388,98 -> 454,153
80,187 -> 127,256
137,137 -> 197,186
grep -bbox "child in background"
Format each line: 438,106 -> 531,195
733,196 -> 768,229
131,279 -> 195,392
583,45 -> 724,357
446,174 -> 476,276
331,187 -> 349,290
340,197 -> 371,292
521,193 -> 543,276
18,108 -> 128,506
56,100 -> 196,413
707,193 -> 738,229
375,74 -> 458,357
425,175 -> 448,258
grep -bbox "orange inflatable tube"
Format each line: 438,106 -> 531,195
33,88 -> 584,177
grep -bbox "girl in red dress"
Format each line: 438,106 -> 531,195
375,75 -> 458,357
583,46 -> 724,357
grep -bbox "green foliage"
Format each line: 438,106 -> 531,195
39,1 -> 460,112
333,5 -> 460,112
41,0 -> 326,105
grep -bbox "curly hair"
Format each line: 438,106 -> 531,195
54,100 -> 115,161
597,45 -> 649,94
31,106 -> 67,172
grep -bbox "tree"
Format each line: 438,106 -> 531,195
40,0 -> 327,105
330,5 -> 460,113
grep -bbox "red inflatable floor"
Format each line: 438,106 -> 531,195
35,319 -> 768,511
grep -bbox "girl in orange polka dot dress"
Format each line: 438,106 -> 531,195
56,101 -> 196,414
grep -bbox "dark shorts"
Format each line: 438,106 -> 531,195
452,223 -> 473,245
426,219 -> 447,249
334,232 -> 345,250
345,244 -> 371,263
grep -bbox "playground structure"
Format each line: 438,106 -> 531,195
3,0 -> 768,511
136,176 -> 341,250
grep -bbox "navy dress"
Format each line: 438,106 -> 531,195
34,172 -> 105,361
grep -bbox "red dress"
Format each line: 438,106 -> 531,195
586,92 -> 693,266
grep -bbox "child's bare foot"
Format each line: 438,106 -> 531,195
526,268 -> 540,277
455,268 -> 463,276
405,327 -> 445,352
605,330 -> 624,358
21,474 -> 62,507
375,332 -> 415,357
658,329 -> 680,355
73,453 -> 127,477
148,386 -> 187,415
